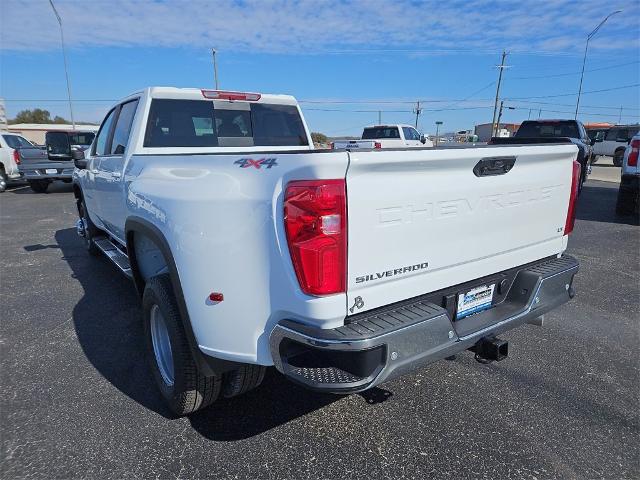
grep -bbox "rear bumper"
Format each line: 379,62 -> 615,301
269,255 -> 579,393
19,163 -> 74,180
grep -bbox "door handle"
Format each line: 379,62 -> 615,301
111,171 -> 122,179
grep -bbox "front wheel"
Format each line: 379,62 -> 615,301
76,196 -> 100,256
143,274 -> 221,416
28,180 -> 49,193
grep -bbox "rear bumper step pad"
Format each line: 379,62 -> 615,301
269,254 -> 579,393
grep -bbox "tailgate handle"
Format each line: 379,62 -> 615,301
473,156 -> 516,177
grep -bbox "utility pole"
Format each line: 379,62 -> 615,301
414,101 -> 422,129
618,106 -> 623,124
212,48 -> 219,89
49,0 -> 75,129
491,50 -> 509,138
378,110 -> 382,125
528,109 -> 532,120
538,109 -> 542,119
435,121 -> 443,147
496,101 -> 515,134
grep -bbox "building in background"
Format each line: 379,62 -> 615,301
474,122 -> 520,142
6,123 -> 99,145
0,98 -> 7,131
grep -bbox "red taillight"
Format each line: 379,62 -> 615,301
564,160 -> 581,235
627,139 -> 639,167
13,149 -> 20,165
201,89 -> 261,101
374,142 -> 382,149
284,179 -> 347,296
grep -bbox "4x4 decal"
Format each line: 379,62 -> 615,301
234,158 -> 278,169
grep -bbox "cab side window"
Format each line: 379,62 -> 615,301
94,108 -> 117,156
402,127 -> 416,140
110,100 -> 139,155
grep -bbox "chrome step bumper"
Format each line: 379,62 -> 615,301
269,255 -> 579,393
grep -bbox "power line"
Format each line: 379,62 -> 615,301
508,83 -> 640,100
507,99 -> 640,111
512,60 -> 640,80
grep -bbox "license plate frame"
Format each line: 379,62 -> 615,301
45,168 -> 58,174
456,283 -> 495,319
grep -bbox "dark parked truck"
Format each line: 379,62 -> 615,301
19,130 -> 95,193
490,119 -> 594,191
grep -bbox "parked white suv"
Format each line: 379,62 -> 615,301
616,133 -> 639,215
72,87 -> 581,416
593,124 -> 639,166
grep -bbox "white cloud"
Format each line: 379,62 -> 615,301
1,0 -> 637,55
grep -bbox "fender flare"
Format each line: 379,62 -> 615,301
125,216 -> 239,376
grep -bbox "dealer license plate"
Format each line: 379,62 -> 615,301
456,284 -> 495,319
45,169 -> 57,174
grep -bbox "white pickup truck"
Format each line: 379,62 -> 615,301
332,124 -> 433,150
72,87 -> 580,416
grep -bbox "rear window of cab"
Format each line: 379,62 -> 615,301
143,99 -> 309,148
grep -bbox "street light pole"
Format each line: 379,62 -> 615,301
49,0 -> 75,129
212,48 -> 219,89
435,121 -> 443,147
575,10 -> 622,119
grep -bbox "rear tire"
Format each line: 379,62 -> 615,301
28,180 -> 49,193
616,187 -> 638,216
143,274 -> 221,416
0,167 -> 7,193
222,364 -> 266,398
613,149 -> 624,167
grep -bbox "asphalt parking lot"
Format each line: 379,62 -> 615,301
1,179 -> 639,479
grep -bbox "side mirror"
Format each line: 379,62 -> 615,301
590,138 -> 596,146
72,149 -> 87,169
420,135 -> 427,144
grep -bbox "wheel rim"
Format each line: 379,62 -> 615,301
150,304 -> 175,386
80,203 -> 92,247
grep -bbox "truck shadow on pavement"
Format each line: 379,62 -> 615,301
56,226 -> 393,440
576,183 -> 639,226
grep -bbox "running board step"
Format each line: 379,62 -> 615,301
93,237 -> 132,279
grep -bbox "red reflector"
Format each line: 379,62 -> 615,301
284,179 -> 347,296
374,142 -> 382,149
13,149 -> 20,165
201,89 -> 261,101
628,139 -> 639,167
564,160 -> 581,235
208,292 -> 224,302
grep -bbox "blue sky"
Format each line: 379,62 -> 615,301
1,0 -> 639,136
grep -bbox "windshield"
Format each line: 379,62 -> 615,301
143,99 -> 309,148
362,127 -> 400,139
69,132 -> 95,146
516,121 -> 580,139
3,135 -> 33,149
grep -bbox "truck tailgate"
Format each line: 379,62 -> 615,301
345,144 -> 578,314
